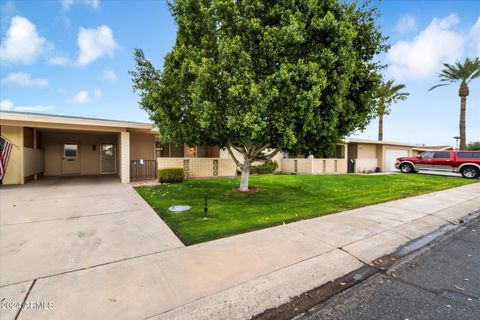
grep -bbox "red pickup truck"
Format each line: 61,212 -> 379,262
395,150 -> 480,179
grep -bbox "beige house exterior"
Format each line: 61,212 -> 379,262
277,139 -> 418,175
0,111 -> 156,185
344,138 -> 418,173
1,111 -> 421,185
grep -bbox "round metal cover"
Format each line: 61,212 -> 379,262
168,205 -> 192,213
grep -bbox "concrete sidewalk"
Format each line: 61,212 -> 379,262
3,183 -> 480,320
300,217 -> 480,320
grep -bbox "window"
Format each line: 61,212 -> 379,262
197,145 -> 207,158
420,151 -> 434,159
335,145 -> 345,158
433,152 -> 450,158
101,144 -> 114,158
23,127 -> 34,148
208,146 -> 220,158
457,152 -> 480,159
155,141 -> 170,158
64,143 -> 78,158
155,141 -> 161,158
170,144 -> 184,157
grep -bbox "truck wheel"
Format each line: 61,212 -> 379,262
400,163 -> 414,173
461,166 -> 479,179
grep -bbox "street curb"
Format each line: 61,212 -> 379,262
257,209 -> 480,320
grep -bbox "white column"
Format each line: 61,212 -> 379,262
119,131 -> 130,183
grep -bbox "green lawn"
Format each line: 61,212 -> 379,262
135,174 -> 477,245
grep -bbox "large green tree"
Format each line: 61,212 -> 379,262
430,57 -> 480,150
131,0 -> 386,191
374,79 -> 409,141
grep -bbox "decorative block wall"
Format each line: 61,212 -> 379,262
281,158 -> 348,174
157,158 -> 237,178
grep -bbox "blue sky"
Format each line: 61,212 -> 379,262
0,0 -> 479,146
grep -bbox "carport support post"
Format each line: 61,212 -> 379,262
119,131 -> 130,184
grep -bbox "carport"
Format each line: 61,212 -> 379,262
0,111 -> 157,185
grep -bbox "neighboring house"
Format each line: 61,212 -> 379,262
0,111 -> 422,185
345,138 -> 419,173
412,145 -> 454,154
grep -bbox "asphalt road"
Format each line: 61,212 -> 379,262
298,217 -> 480,320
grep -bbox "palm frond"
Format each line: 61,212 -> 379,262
430,57 -> 480,89
429,83 -> 449,91
374,79 -> 409,114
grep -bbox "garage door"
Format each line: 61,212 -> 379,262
385,149 -> 409,171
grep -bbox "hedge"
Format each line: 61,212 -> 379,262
237,160 -> 279,175
251,160 -> 278,174
158,168 -> 184,183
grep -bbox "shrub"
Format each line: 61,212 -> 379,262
251,160 -> 279,174
158,168 -> 184,183
467,141 -> 480,150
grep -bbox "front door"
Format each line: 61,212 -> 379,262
61,142 -> 80,174
100,143 -> 116,174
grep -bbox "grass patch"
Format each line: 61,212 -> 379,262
135,174 -> 477,245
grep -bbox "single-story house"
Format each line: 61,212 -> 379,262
277,138 -> 419,175
344,138 -> 419,173
0,111 -> 157,185
412,145 -> 454,154
1,111 -> 422,185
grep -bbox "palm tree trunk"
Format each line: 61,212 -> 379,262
378,112 -> 384,141
459,83 -> 468,150
460,96 -> 466,149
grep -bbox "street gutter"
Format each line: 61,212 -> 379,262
253,210 -> 480,320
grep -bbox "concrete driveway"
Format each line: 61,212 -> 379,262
0,176 -> 183,287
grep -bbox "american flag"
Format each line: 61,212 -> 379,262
0,135 -> 13,180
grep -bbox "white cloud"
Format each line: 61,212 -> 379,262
61,0 -> 100,9
67,88 -> 102,104
0,16 -> 47,64
0,99 -> 14,110
470,17 -> 480,58
387,14 -> 464,80
2,72 -> 48,87
75,25 -> 117,66
0,99 -> 55,112
14,105 -> 55,112
68,90 -> 91,104
47,56 -> 69,65
396,15 -> 418,33
102,69 -> 117,81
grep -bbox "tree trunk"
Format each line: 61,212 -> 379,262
239,164 -> 250,192
459,83 -> 468,150
378,112 -> 384,141
225,144 -> 278,192
460,96 -> 466,149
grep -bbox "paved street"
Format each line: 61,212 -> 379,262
299,217 -> 480,320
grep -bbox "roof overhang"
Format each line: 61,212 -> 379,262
0,111 -> 157,134
345,138 -> 421,148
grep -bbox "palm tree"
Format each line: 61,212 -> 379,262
429,57 -> 480,150
375,79 -> 409,141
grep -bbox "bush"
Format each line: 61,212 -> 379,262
251,160 -> 279,174
158,168 -> 184,183
467,141 -> 480,150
